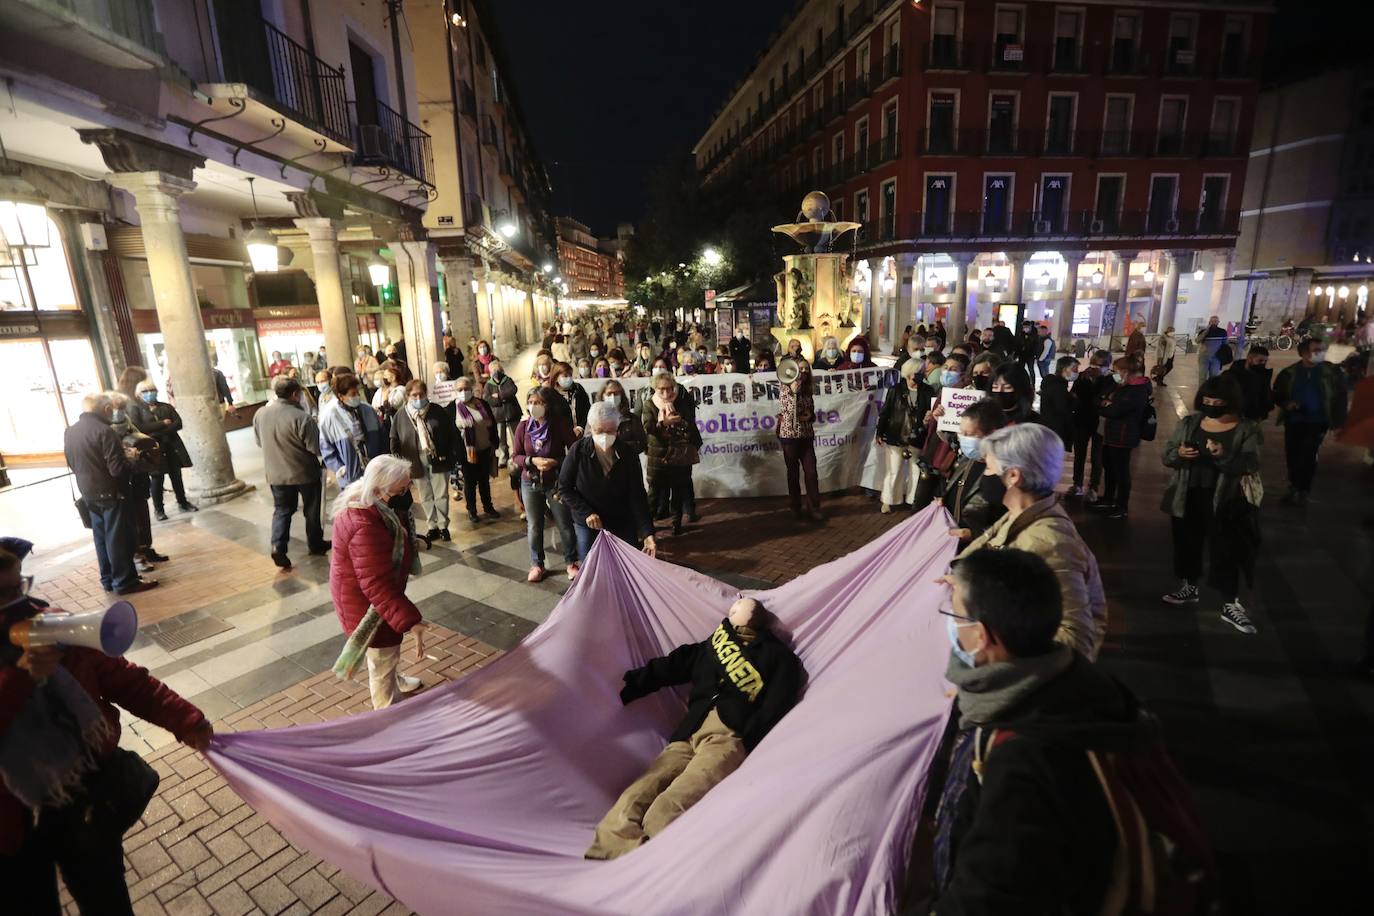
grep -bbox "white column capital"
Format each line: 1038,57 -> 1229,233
1004,251 -> 1030,264
950,251 -> 977,266
1164,248 -> 1193,265
1113,250 -> 1140,264
1057,250 -> 1089,266
108,172 -> 196,216
293,217 -> 342,243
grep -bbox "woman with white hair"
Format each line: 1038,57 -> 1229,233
559,401 -> 657,561
812,334 -> 843,370
329,454 -> 425,710
954,423 -> 1108,659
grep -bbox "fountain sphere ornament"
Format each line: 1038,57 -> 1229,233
800,191 -> 831,222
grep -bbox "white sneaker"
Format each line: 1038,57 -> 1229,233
1221,600 -> 1257,635
398,674 -> 423,693
880,503 -> 891,514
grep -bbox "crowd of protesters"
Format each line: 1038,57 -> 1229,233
41,299 -> 1372,912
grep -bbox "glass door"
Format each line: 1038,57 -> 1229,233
0,339 -> 67,455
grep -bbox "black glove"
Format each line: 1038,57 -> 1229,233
619,669 -> 646,705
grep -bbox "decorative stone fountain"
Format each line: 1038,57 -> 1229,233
770,191 -> 863,358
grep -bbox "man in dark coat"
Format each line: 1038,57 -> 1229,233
932,548 -> 1157,916
63,393 -> 156,594
728,328 -> 753,372
585,597 -> 803,859
1038,356 -> 1078,445
1226,344 -> 1273,421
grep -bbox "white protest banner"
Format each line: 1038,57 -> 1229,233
576,368 -> 897,498
430,379 -> 458,407
937,386 -> 983,434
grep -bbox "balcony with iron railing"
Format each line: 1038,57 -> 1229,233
0,0 -> 165,68
877,209 -> 1241,244
217,16 -> 351,145
354,99 -> 433,185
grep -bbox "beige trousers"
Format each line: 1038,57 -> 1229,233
879,443 -> 920,507
365,645 -> 402,710
413,461 -> 450,530
585,709 -> 746,860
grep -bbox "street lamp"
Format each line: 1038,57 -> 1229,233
368,253 -> 390,288
1091,266 -> 1104,285
702,247 -> 722,266
553,275 -> 563,284
543,262 -> 554,273
1339,286 -> 1350,298
1143,267 -> 1155,284
244,178 -> 278,273
499,220 -> 518,239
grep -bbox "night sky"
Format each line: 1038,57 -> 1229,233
485,0 -> 1365,241
486,0 -> 797,238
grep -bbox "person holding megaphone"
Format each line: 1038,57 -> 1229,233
0,544 -> 212,914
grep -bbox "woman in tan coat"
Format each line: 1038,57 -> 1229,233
955,422 -> 1108,659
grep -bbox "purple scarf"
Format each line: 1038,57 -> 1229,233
455,398 -> 491,449
526,418 -> 549,455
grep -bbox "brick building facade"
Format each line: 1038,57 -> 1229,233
696,0 -> 1272,350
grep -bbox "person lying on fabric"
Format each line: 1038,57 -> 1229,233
585,597 -> 803,860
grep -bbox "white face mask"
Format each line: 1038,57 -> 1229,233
593,432 -> 617,450
456,390 -> 472,403
529,403 -> 546,419
559,376 -> 574,390
604,394 -> 622,409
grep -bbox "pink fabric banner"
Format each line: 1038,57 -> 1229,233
207,506 -> 957,915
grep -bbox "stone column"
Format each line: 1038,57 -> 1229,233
472,266 -> 493,344
947,253 -> 976,346
108,172 -> 246,503
393,238 -> 443,382
294,218 -> 355,368
1005,251 -> 1029,310
521,284 -> 537,345
1109,250 -> 1138,349
1056,251 -> 1087,352
897,253 -> 919,338
1157,250 -> 1187,333
863,258 -> 880,340
439,255 -> 478,347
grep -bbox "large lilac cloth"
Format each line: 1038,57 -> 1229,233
207,506 -> 958,915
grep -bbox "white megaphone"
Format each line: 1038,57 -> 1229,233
8,601 -> 138,656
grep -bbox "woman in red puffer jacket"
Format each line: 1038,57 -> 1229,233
329,455 -> 425,710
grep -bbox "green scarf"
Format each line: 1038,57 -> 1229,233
944,644 -> 1073,729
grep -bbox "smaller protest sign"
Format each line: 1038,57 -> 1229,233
430,379 -> 458,407
938,386 -> 985,433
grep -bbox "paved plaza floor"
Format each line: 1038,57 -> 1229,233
4,347 -> 1372,914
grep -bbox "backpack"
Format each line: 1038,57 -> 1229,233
975,722 -> 1218,916
1216,343 -> 1233,367
1140,401 -> 1158,441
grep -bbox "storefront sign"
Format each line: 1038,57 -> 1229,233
575,367 -> 896,498
937,386 -> 983,434
256,318 -> 324,334
704,289 -> 716,309
0,323 -> 41,337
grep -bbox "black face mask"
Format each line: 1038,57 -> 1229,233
995,390 -> 1020,411
973,375 -> 992,392
1201,404 -> 1228,419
